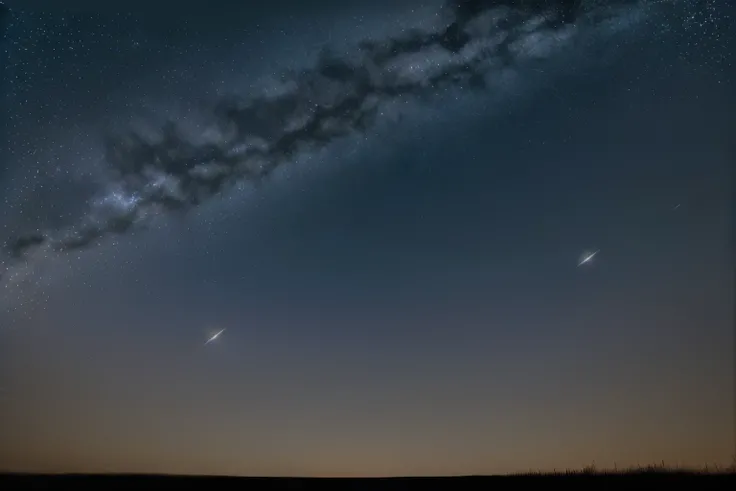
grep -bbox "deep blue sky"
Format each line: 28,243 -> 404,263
1,0 -> 733,476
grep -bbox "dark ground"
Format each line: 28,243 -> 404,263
1,472 -> 735,490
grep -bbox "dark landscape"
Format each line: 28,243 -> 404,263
3,467 -> 736,490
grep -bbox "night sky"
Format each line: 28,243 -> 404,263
0,0 -> 733,477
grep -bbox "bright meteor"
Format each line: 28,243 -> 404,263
577,250 -> 600,267
204,328 -> 226,346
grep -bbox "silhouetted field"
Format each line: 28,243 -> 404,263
2,467 -> 735,491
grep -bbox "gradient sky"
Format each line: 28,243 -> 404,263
0,0 -> 734,477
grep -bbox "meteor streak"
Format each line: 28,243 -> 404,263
204,328 -> 226,346
577,249 -> 599,267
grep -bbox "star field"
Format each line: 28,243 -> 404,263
0,0 -> 733,476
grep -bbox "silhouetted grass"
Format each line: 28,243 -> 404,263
509,460 -> 736,476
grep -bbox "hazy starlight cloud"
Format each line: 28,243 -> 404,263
2,0 -> 648,272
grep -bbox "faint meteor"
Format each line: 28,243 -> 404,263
577,249 -> 599,267
204,328 -> 226,346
